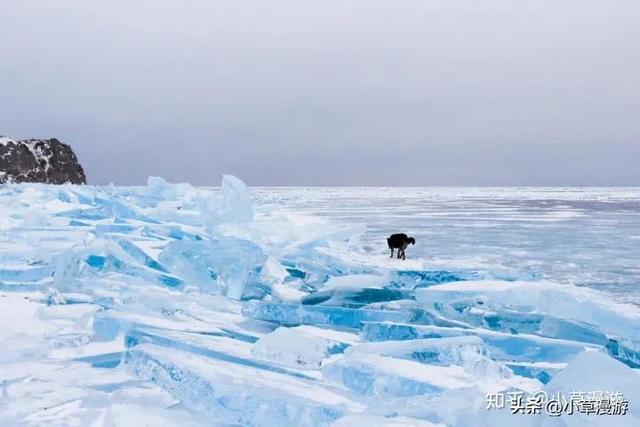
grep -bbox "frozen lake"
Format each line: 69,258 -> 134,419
255,187 -> 640,305
1,180 -> 639,426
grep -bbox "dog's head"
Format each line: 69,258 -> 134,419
408,237 -> 416,245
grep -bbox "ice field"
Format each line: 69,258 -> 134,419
1,177 -> 640,426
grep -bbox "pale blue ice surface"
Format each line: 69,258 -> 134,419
1,181 -> 640,426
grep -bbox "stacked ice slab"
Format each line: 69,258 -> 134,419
0,177 -> 639,426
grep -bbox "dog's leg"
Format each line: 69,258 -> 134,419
390,248 -> 394,258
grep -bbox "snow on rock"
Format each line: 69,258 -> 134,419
0,135 -> 86,184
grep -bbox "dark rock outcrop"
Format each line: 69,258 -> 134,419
0,136 -> 86,184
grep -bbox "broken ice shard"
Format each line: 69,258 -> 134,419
345,336 -> 487,366
159,238 -> 266,299
360,322 -> 597,364
544,351 -> 640,424
125,327 -> 313,379
416,280 -> 640,341
123,343 -> 364,426
52,239 -> 183,289
242,301 -> 464,330
251,326 -> 354,369
322,353 -> 474,397
302,287 -> 413,308
0,265 -> 54,282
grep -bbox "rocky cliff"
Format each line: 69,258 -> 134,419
0,136 -> 86,184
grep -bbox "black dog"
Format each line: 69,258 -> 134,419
387,233 -> 415,260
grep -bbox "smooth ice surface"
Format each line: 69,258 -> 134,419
2,182 -> 640,425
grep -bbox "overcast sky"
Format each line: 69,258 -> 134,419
1,1 -> 639,186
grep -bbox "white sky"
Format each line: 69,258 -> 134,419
1,0 -> 639,185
